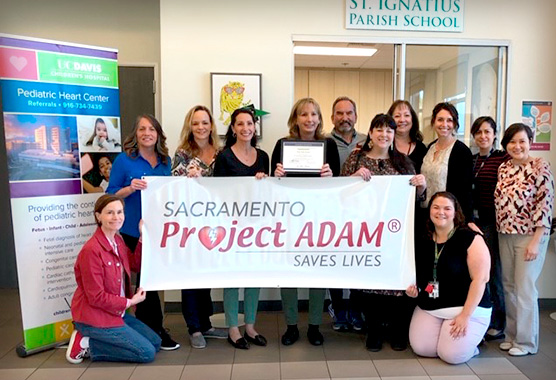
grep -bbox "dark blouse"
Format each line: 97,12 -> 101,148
472,149 -> 510,224
407,140 -> 428,174
270,137 -> 341,177
213,147 -> 269,177
416,228 -> 491,311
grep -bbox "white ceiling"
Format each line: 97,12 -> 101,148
294,42 -> 462,70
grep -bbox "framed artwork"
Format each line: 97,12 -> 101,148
211,73 -> 262,137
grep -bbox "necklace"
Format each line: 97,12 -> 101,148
395,139 -> 413,155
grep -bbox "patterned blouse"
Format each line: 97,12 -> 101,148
494,157 -> 554,235
171,149 -> 218,178
342,150 -> 403,177
342,149 -> 414,296
421,140 -> 455,207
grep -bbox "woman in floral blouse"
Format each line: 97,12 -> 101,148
172,105 -> 220,178
343,113 -> 426,351
494,123 -> 554,356
171,105 -> 226,349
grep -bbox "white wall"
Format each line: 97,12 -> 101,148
160,0 -> 556,298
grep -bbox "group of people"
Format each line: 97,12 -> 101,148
65,95 -> 554,366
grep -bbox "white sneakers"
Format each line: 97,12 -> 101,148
499,342 -> 530,356
509,347 -> 529,356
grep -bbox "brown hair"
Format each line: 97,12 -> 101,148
123,114 -> 169,165
223,108 -> 258,149
387,100 -> 423,142
356,113 -> 415,175
426,191 -> 466,239
431,102 -> 460,132
332,96 -> 357,116
501,123 -> 533,150
86,118 -> 108,145
94,194 -> 124,227
470,116 -> 497,137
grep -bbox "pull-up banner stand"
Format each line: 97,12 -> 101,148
0,34 -> 121,356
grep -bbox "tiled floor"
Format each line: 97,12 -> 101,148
1,289 -> 556,380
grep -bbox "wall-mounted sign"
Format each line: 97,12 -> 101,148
346,0 -> 465,32
522,100 -> 552,151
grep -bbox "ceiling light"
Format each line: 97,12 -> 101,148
293,46 -> 377,57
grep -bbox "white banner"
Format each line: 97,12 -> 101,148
141,176 -> 416,291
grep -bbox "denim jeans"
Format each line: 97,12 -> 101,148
329,289 -> 364,324
74,313 -> 161,363
181,288 -> 214,335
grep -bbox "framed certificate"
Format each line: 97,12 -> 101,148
281,140 -> 326,174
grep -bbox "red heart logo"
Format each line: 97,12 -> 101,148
198,227 -> 226,250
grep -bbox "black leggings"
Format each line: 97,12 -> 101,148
121,233 -> 164,335
363,292 -> 415,342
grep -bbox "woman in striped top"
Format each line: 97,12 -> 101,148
470,116 -> 509,341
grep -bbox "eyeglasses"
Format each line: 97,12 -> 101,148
224,86 -> 245,95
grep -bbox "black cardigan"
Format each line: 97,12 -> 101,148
427,139 -> 474,221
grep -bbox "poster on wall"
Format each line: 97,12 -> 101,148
0,33 -> 121,356
522,100 -> 552,151
210,72 -> 262,137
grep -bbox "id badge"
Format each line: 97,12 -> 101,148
426,281 -> 439,299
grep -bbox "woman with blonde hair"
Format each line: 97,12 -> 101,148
173,105 -> 221,178
270,97 -> 340,346
172,105 -> 226,349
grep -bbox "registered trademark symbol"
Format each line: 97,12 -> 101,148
388,219 -> 401,233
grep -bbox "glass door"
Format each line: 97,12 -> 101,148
292,38 -> 508,148
399,45 -> 507,147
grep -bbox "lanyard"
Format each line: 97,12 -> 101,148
433,228 -> 456,281
472,149 -> 494,178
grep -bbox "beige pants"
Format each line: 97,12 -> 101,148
498,233 -> 549,354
